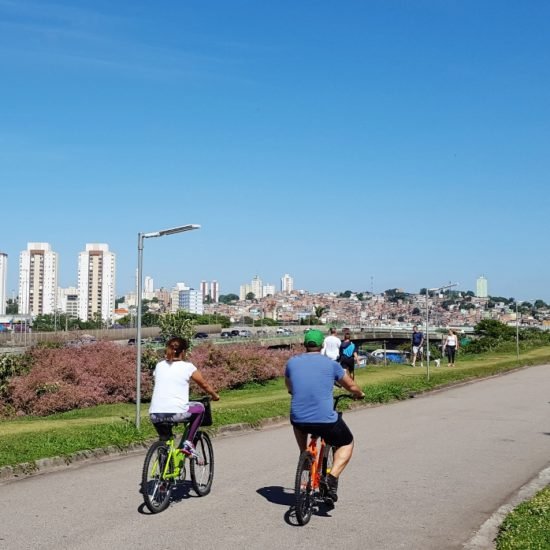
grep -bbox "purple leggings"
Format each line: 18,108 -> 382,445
150,402 -> 205,444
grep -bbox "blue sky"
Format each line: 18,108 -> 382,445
1,0 -> 549,301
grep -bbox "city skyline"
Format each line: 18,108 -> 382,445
1,2 -> 549,302
2,243 -> 546,305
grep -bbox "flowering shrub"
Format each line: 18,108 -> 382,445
3,341 -> 295,417
188,343 -> 293,393
0,352 -> 34,396
7,342 -> 152,416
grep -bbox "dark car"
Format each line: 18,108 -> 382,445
220,331 -> 232,339
230,329 -> 241,337
193,332 -> 209,339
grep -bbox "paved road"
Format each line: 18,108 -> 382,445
1,365 -> 550,550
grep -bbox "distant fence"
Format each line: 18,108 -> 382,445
0,325 -> 222,348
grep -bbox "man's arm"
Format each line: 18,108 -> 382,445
338,373 -> 365,399
285,376 -> 293,395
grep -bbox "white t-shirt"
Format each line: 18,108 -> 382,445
322,335 -> 342,361
149,359 -> 197,414
445,334 -> 458,347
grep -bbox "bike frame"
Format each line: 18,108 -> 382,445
305,435 -> 326,492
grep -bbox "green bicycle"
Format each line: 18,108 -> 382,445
141,397 -> 215,513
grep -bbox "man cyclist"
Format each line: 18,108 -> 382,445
285,329 -> 365,506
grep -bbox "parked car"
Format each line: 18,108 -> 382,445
193,332 -> 209,339
276,327 -> 285,334
220,331 -> 232,339
239,329 -> 252,337
230,329 -> 241,337
127,338 -> 145,345
370,349 -> 408,364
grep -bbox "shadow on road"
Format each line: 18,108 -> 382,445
257,486 -> 333,527
257,485 -> 294,506
137,480 -> 195,515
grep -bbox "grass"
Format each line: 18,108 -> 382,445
495,485 -> 550,549
2,347 -> 550,469
1,347 -> 549,549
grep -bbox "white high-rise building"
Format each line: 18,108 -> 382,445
144,276 -> 154,295
77,244 -> 116,323
281,273 -> 294,294
179,289 -> 203,315
211,280 -> 219,303
57,286 -> 79,319
19,243 -> 58,315
263,284 -> 276,297
240,275 -> 263,301
476,276 -> 488,298
0,252 -> 7,315
170,282 -> 189,312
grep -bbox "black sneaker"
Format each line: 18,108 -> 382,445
325,474 -> 339,505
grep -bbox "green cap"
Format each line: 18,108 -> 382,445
304,329 -> 324,347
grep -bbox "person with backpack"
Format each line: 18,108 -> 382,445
338,331 -> 358,379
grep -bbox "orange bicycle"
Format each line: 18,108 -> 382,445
294,394 -> 355,525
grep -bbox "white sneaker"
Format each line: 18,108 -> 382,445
182,440 -> 198,458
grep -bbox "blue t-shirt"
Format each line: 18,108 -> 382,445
285,352 -> 345,423
412,331 -> 424,346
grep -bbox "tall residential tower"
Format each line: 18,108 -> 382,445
476,275 -> 488,298
281,273 -> 294,294
77,244 -> 116,323
19,243 -> 58,315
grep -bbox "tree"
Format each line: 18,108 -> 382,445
338,290 -> 352,298
411,307 -> 421,316
219,294 -> 239,304
6,299 -> 18,315
246,292 -> 255,301
314,306 -> 327,319
158,311 -> 196,342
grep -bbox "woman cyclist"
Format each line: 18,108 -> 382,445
149,337 -> 219,455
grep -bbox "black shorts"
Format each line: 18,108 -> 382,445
291,414 -> 354,447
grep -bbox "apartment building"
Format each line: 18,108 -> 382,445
57,286 -> 79,319
281,273 -> 294,294
77,244 -> 116,323
179,288 -> 203,315
19,242 -> 58,315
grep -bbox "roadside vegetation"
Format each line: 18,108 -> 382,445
1,320 -> 548,547
1,343 -> 550,469
495,485 -> 550,549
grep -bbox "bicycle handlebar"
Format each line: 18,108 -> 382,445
333,393 -> 362,409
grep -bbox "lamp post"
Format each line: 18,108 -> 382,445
425,282 -> 458,380
135,224 -> 200,428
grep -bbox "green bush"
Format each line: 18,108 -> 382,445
496,485 -> 550,549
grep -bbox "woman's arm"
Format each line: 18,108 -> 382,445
191,370 -> 220,401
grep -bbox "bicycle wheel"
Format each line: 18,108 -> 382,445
190,431 -> 214,496
141,441 -> 174,513
294,451 -> 314,525
322,445 -> 335,479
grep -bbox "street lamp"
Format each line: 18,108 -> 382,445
425,282 -> 458,380
135,224 -> 200,428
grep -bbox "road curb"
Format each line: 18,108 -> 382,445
0,416 -> 290,484
464,466 -> 550,550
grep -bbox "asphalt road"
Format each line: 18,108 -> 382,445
1,364 -> 549,550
